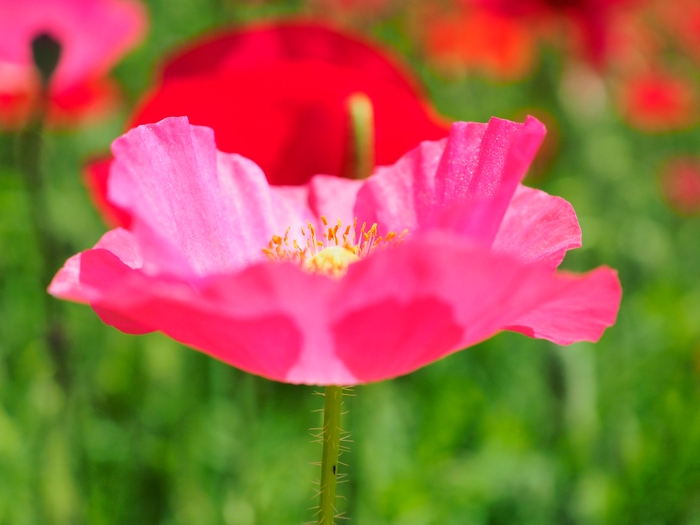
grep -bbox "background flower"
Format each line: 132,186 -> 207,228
0,0 -> 147,127
424,4 -> 537,80
616,69 -> 698,132
472,0 -> 640,66
659,156 -> 700,216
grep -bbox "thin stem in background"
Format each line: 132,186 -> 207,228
16,33 -> 70,390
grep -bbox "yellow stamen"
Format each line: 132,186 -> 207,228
263,217 -> 407,277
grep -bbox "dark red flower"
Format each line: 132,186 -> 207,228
87,22 -> 449,227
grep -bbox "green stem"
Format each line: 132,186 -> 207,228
16,33 -> 69,390
17,111 -> 70,390
344,92 -> 375,180
318,386 -> 343,525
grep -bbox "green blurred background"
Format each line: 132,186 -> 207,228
2,0 -> 700,524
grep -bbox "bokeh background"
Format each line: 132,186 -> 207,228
2,0 -> 700,524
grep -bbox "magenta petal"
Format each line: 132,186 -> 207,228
92,305 -> 154,335
435,116 -> 546,245
329,233 -> 568,383
505,266 -> 622,345
108,117 -> 277,277
80,250 -> 154,334
71,246 -> 309,375
83,260 -> 358,384
47,240 -> 154,335
331,296 -> 464,383
492,184 -> 582,269
266,175 -> 364,249
353,138 -> 447,233
307,175 -> 364,225
269,174 -> 364,232
269,185 -> 314,233
94,227 -> 143,268
354,116 -> 546,244
47,227 -> 141,302
48,253 -> 86,302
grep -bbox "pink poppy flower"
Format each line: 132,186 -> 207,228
50,116 -> 621,385
0,0 -> 147,128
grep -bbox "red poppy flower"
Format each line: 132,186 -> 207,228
0,0 -> 147,128
86,22 -> 449,227
616,69 -> 698,132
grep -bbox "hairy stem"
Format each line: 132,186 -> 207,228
318,386 -> 343,524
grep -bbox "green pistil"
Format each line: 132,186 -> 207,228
345,92 -> 375,180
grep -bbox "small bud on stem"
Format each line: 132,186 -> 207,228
31,33 -> 62,90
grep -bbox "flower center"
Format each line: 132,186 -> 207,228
303,246 -> 360,277
263,216 -> 407,277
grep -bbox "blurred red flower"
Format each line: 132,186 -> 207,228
616,70 -> 698,132
86,22 -> 450,227
659,157 -> 700,216
425,6 -> 536,80
657,0 -> 700,65
473,0 -> 641,66
0,0 -> 147,128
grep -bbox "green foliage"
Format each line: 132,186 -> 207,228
2,0 -> 700,524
